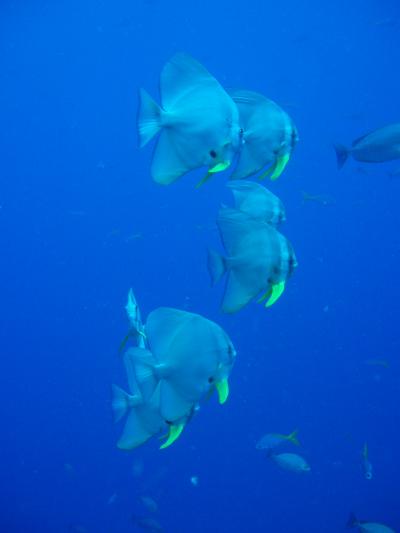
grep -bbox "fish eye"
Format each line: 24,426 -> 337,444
208,377 -> 214,383
209,150 -> 217,159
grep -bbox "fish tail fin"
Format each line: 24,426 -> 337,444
111,384 -> 131,422
347,512 -> 358,529
137,88 -> 162,147
207,249 -> 227,285
333,143 -> 349,169
287,429 -> 300,446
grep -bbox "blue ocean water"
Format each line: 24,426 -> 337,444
1,0 -> 400,531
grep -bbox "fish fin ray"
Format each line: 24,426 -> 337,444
111,384 -> 131,422
333,143 -> 349,169
137,89 -> 161,147
117,408 -> 152,450
160,53 -> 217,109
207,249 -> 226,285
151,130 -> 191,185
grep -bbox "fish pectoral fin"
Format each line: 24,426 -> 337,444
215,378 -> 229,404
258,163 -> 275,181
196,171 -> 213,188
196,161 -> 231,188
265,281 -> 286,308
270,153 -> 290,181
209,160 -> 231,173
159,424 -> 185,450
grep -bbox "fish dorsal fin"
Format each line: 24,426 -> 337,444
227,88 -> 269,125
217,207 -> 266,256
124,347 -> 158,400
146,307 -> 193,361
160,53 -> 219,110
352,132 -> 369,146
227,180 -> 284,223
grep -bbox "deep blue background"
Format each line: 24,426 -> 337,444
1,0 -> 400,531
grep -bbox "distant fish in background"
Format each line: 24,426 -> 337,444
139,495 -> 158,513
107,492 -> 118,505
301,191 -> 336,206
373,17 -> 398,28
388,168 -> 400,179
190,475 -> 199,486
334,123 -> 400,169
63,463 -> 76,477
132,458 -> 144,478
137,53 -> 241,186
347,512 -> 395,533
256,429 -> 300,450
354,166 -> 369,176
267,451 -> 310,473
364,359 -> 389,369
361,442 -> 373,480
68,525 -> 88,533
228,89 -> 298,181
132,515 -> 163,532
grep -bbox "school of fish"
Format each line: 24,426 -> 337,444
110,52 -> 397,532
